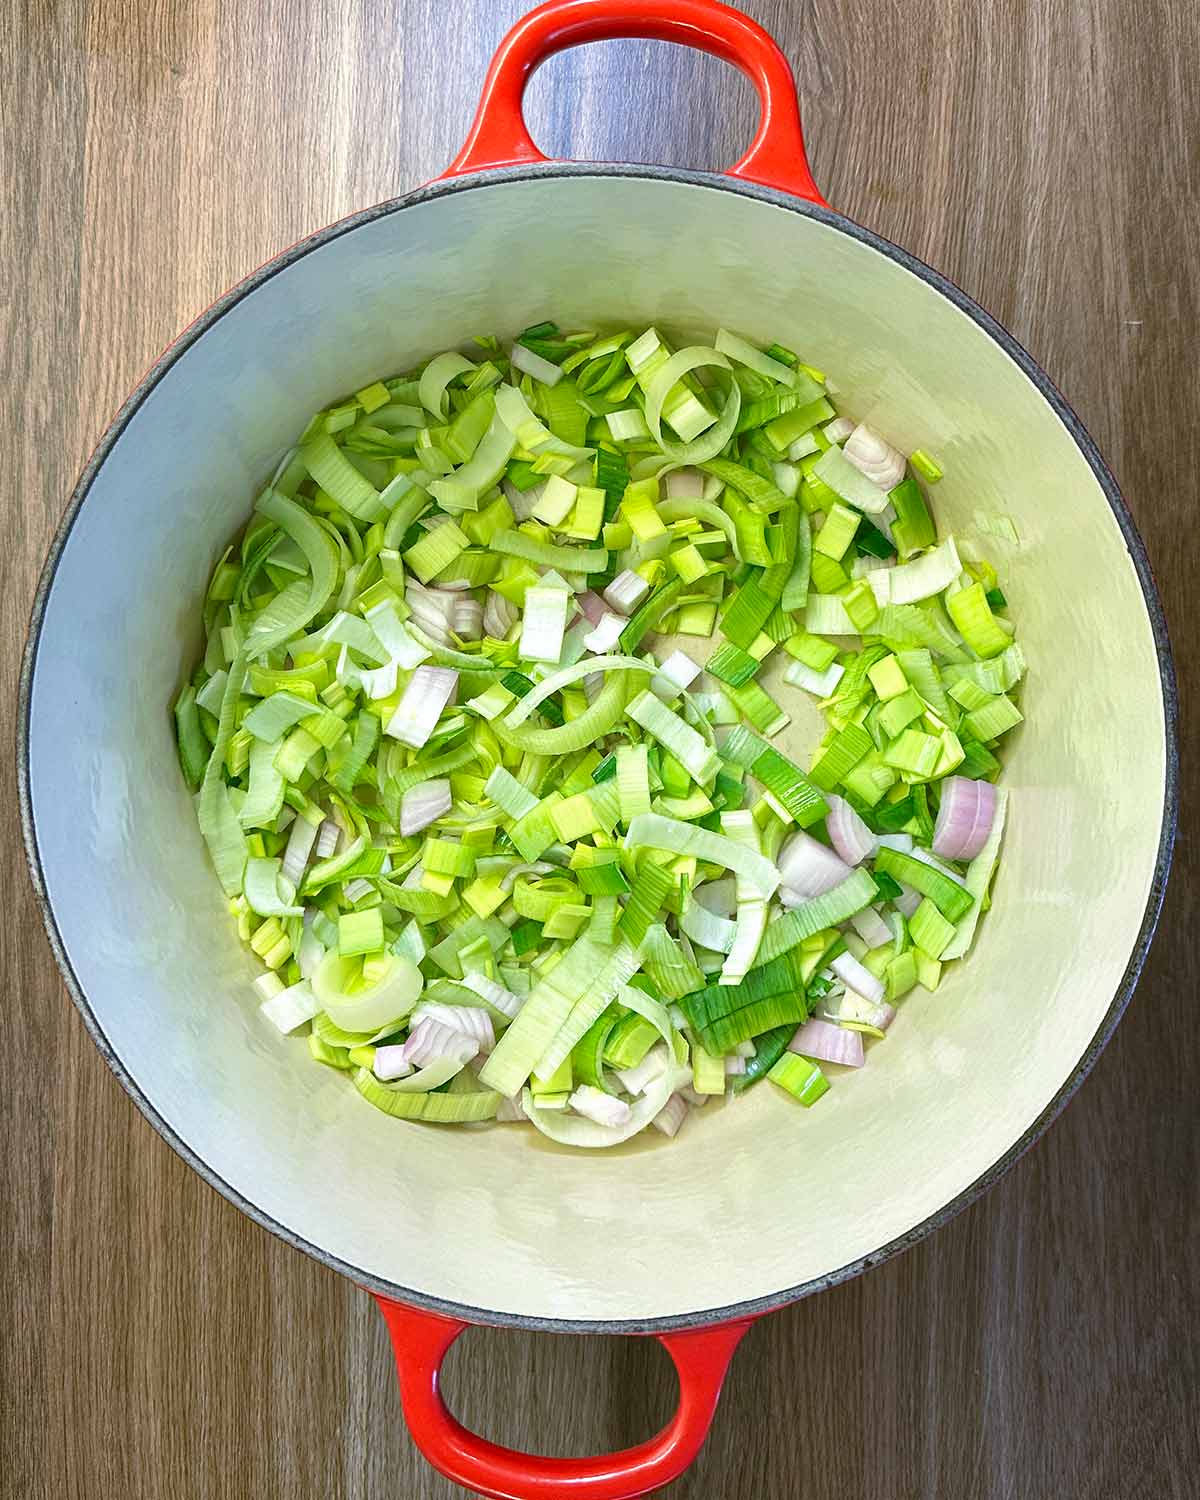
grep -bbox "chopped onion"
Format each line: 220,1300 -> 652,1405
843,423 -> 906,491
850,905 -> 893,948
576,590 -> 606,626
825,794 -> 879,865
789,1017 -> 866,1068
403,1015 -> 479,1068
932,776 -> 998,861
778,829 -> 852,901
483,589 -> 517,639
411,1001 -> 495,1054
450,595 -> 483,640
374,1044 -> 414,1081
831,952 -> 886,1005
400,777 -> 452,836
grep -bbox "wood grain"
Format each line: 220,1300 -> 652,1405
3,1 -> 1197,1496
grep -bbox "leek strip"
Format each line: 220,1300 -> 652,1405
244,857 -> 304,918
623,813 -> 780,899
700,459 -> 788,515
756,869 -> 879,962
522,986 -> 687,1147
531,940 -> 642,1079
428,413 -> 516,512
491,671 -> 630,755
505,656 -> 653,727
720,812 -> 768,984
645,348 -> 742,465
490,531 -> 608,573
419,352 -> 474,418
657,496 -> 737,547
481,934 -> 622,1096
247,491 -> 340,657
298,433 -> 382,521
625,690 -> 721,784
354,1067 -> 500,1121
941,790 -> 1008,959
494,383 -> 594,461
198,654 -> 249,895
714,329 -> 799,386
812,446 -> 891,515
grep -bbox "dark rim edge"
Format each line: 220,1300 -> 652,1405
17,162 -> 1179,1336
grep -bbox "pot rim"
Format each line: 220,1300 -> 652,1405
18,161 -> 1179,1335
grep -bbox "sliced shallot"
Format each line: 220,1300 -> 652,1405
402,1016 -> 479,1068
843,423 -> 906,491
825,794 -> 879,865
410,1002 -> 495,1054
932,776 -> 998,862
483,589 -> 517,639
778,829 -> 852,901
789,1018 -> 866,1068
831,952 -> 886,1006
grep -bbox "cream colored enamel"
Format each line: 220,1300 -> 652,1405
27,175 -> 1167,1323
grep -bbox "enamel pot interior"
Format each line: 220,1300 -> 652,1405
23,168 -> 1173,1329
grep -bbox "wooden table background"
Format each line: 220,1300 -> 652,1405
3,1 -> 1197,1496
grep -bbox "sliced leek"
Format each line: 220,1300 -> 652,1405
177,320 -> 1021,1146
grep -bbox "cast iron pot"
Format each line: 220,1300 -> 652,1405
19,1 -> 1177,1496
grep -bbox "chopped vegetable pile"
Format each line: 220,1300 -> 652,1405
174,320 -> 1023,1147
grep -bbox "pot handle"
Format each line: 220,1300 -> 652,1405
443,0 -> 826,204
375,1295 -> 755,1500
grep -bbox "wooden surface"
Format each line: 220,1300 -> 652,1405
3,1 -> 1197,1496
